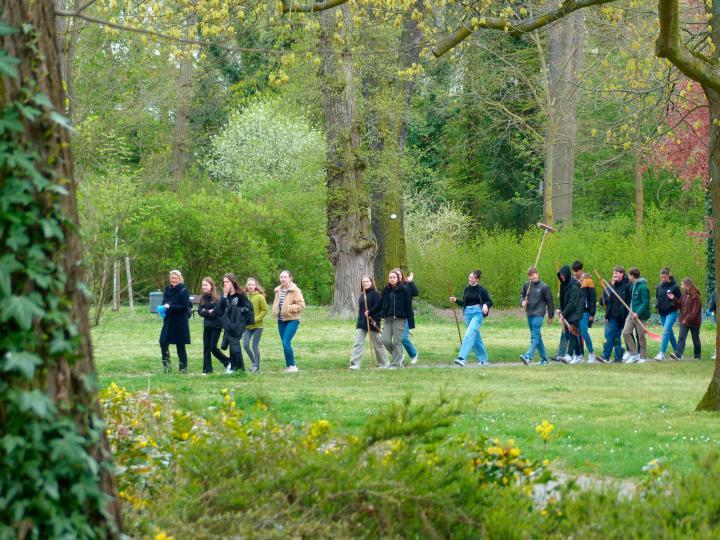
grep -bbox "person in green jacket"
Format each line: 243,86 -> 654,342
244,277 -> 269,373
622,267 -> 651,364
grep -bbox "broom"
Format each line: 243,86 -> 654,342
595,270 -> 661,342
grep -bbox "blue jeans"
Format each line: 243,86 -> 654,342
580,312 -> 594,353
458,306 -> 488,363
402,320 -> 417,359
602,318 -> 624,361
278,319 -> 300,367
660,311 -> 678,353
525,315 -> 547,362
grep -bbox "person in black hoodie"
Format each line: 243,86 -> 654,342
349,275 -> 389,369
556,265 -> 585,364
159,269 -> 191,373
380,269 -> 414,368
519,266 -> 555,365
599,266 -> 631,363
219,272 -> 255,373
655,267 -> 682,361
450,269 -> 493,366
198,277 -> 230,374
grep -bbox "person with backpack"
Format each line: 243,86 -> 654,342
272,270 -> 306,373
159,269 -> 191,374
670,277 -> 702,360
198,277 -> 230,374
556,265 -> 585,363
380,268 -> 414,368
243,277 -> 268,373
219,273 -> 254,373
450,269 -> 493,367
655,267 -> 682,361
622,267 -> 651,364
349,275 -> 389,369
519,266 -> 555,365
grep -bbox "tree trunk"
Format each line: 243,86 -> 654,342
1,0 -> 121,533
319,6 -> 377,315
125,256 -> 135,313
170,48 -> 193,188
545,8 -> 584,227
634,143 -> 644,230
697,87 -> 720,411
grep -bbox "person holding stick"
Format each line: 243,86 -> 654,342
519,267 -> 554,366
598,266 -> 631,363
349,275 -> 388,370
655,268 -> 681,361
380,269 -> 414,368
621,267 -> 651,364
556,265 -> 585,363
450,270 -> 493,367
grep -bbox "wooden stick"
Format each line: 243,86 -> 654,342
363,289 -> 376,369
448,282 -> 463,346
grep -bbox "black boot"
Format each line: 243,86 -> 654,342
162,350 -> 171,373
237,350 -> 246,372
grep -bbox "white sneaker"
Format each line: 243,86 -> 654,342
626,354 -> 640,364
348,364 -> 360,370
571,355 -> 584,364
284,366 -> 299,373
410,354 -> 418,365
224,363 -> 233,374
637,357 -> 648,364
654,352 -> 665,361
622,351 -> 630,361
588,352 -> 596,364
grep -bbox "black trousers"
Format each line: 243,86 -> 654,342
676,325 -> 701,358
565,322 -> 584,356
203,327 -> 229,373
160,341 -> 187,370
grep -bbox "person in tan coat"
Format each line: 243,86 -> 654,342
272,270 -> 305,372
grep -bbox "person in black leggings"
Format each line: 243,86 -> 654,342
198,277 -> 230,374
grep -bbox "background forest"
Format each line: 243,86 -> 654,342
63,0 -> 709,312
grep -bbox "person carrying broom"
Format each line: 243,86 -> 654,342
621,267 -> 651,364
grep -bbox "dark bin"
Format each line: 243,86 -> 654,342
149,291 -> 163,314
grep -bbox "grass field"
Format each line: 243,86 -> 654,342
94,305 -> 720,479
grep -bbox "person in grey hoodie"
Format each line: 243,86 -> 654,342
519,266 -> 555,365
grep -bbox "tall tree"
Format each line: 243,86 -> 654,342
1,0 -> 121,535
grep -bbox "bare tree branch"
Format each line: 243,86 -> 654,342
281,0 -> 350,13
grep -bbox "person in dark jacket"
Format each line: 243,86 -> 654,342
219,272 -> 254,373
599,266 -> 631,363
394,270 -> 420,365
519,266 -> 555,365
198,277 -> 230,374
159,270 -> 191,373
572,261 -> 597,363
380,269 -> 414,368
450,269 -> 493,366
670,277 -> 702,360
556,265 -> 585,364
655,267 -> 682,361
349,275 -> 389,369
622,268 -> 651,364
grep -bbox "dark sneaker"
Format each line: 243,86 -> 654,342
454,358 -> 466,367
669,352 -> 681,361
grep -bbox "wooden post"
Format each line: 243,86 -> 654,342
112,225 -> 120,312
125,256 -> 134,313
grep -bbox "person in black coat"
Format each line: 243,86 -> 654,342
380,269 -> 414,368
159,270 -> 191,373
348,275 -> 389,369
556,265 -> 584,363
655,267 -> 682,360
219,272 -> 255,373
198,277 -> 230,374
599,266 -> 631,363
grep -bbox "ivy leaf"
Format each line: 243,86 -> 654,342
16,103 -> 41,121
19,389 -> 55,418
0,51 -> 20,79
40,218 -> 65,241
0,254 -> 23,297
0,295 -> 44,330
32,93 -> 53,109
0,22 -> 17,36
49,111 -> 76,134
2,351 -> 42,380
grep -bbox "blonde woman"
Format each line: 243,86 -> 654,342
349,275 -> 389,369
159,270 -> 191,373
272,270 -> 305,372
244,277 -> 269,373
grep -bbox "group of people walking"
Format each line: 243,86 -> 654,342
159,269 -> 304,374
158,262 -> 711,374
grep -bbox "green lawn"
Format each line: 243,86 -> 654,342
94,306 -> 720,479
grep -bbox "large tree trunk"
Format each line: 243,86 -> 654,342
545,9 -> 584,227
1,0 -> 121,533
170,48 -> 193,188
697,87 -> 720,411
319,6 -> 377,315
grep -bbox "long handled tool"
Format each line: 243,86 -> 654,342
595,270 -> 661,342
448,282 -> 463,346
522,223 -> 556,313
363,289 -> 376,368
